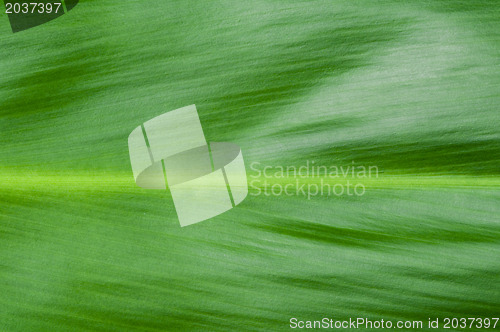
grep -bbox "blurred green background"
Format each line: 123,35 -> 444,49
1,0 -> 499,330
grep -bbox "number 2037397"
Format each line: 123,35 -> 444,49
443,318 -> 499,329
5,2 -> 62,14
